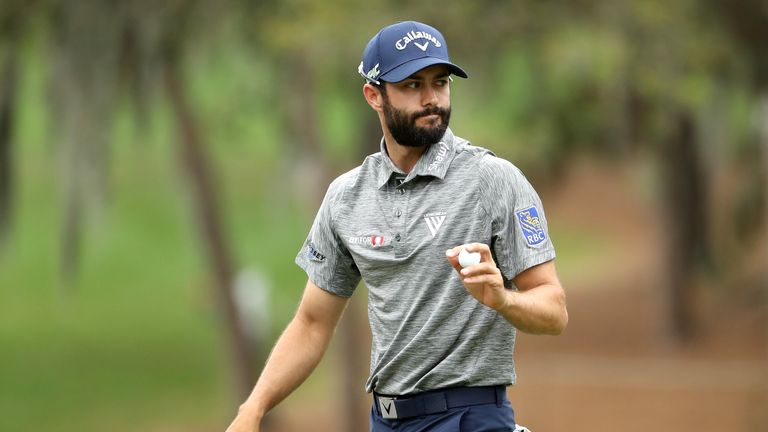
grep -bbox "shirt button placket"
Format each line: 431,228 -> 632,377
393,183 -> 407,257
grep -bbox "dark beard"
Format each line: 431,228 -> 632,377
382,98 -> 451,148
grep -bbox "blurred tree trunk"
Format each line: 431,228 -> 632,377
49,0 -> 121,283
286,54 -> 330,208
0,0 -> 31,251
163,52 -> 258,400
604,0 -> 632,156
660,112 -> 711,341
708,0 -> 767,233
761,93 -> 768,244
0,47 -> 16,247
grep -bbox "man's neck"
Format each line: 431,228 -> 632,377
383,132 -> 428,174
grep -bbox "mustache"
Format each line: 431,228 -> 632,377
411,106 -> 448,121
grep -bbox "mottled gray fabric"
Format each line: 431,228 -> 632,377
295,128 -> 555,395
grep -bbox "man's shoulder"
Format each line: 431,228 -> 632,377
451,137 -> 519,175
449,138 -> 531,193
477,152 -> 520,174
326,152 -> 382,196
327,165 -> 362,195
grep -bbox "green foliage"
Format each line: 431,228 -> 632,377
316,82 -> 364,164
0,144 -> 225,431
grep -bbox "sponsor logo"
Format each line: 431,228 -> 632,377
395,30 -> 442,51
427,143 -> 448,171
349,234 -> 385,248
423,212 -> 447,237
515,206 -> 547,246
358,61 -> 381,82
307,242 -> 326,262
414,41 -> 429,51
378,396 -> 398,419
366,63 -> 380,80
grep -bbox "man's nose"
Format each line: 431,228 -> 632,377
421,86 -> 438,106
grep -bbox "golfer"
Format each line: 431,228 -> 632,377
226,20 -> 568,432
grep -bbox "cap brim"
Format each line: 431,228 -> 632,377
379,57 -> 468,83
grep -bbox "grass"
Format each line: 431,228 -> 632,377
0,31 -> 323,431
0,130 -> 311,431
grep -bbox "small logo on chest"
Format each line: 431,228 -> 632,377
423,212 -> 447,237
349,234 -> 386,248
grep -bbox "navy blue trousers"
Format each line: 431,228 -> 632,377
369,388 -> 516,432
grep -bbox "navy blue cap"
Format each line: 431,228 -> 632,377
358,21 -> 468,84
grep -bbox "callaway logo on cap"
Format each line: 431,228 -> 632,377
358,21 -> 468,84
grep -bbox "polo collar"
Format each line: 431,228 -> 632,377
376,128 -> 459,189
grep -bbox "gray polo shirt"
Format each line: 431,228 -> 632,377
295,128 -> 555,396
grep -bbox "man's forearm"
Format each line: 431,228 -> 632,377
225,282 -> 349,432
498,283 -> 568,335
238,313 -> 337,419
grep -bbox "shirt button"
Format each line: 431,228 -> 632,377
395,210 -> 402,217
395,234 -> 401,242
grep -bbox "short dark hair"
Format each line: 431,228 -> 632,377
374,82 -> 389,100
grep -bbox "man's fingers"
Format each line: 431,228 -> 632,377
446,243 -> 496,273
445,245 -> 465,258
463,243 -> 493,262
445,248 -> 463,272
460,263 -> 499,279
462,274 -> 497,284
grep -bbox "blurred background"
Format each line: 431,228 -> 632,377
0,0 -> 766,431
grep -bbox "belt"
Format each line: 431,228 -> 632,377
373,385 -> 506,420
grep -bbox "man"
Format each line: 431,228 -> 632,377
226,21 -> 568,432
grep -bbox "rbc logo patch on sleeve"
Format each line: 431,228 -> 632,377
515,206 -> 547,247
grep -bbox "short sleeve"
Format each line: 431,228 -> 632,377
295,178 -> 361,297
480,155 -> 556,282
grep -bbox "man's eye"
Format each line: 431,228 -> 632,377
435,79 -> 449,87
405,81 -> 420,89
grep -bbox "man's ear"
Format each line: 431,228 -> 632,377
363,83 -> 384,112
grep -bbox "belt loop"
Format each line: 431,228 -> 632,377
373,394 -> 382,416
495,386 -> 504,407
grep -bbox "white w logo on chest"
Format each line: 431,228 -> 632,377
423,213 -> 447,237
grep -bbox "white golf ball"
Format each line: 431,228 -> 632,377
458,249 -> 481,268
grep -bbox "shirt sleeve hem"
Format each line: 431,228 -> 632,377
294,256 -> 356,298
501,250 -> 557,281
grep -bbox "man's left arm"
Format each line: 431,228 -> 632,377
446,243 -> 568,335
